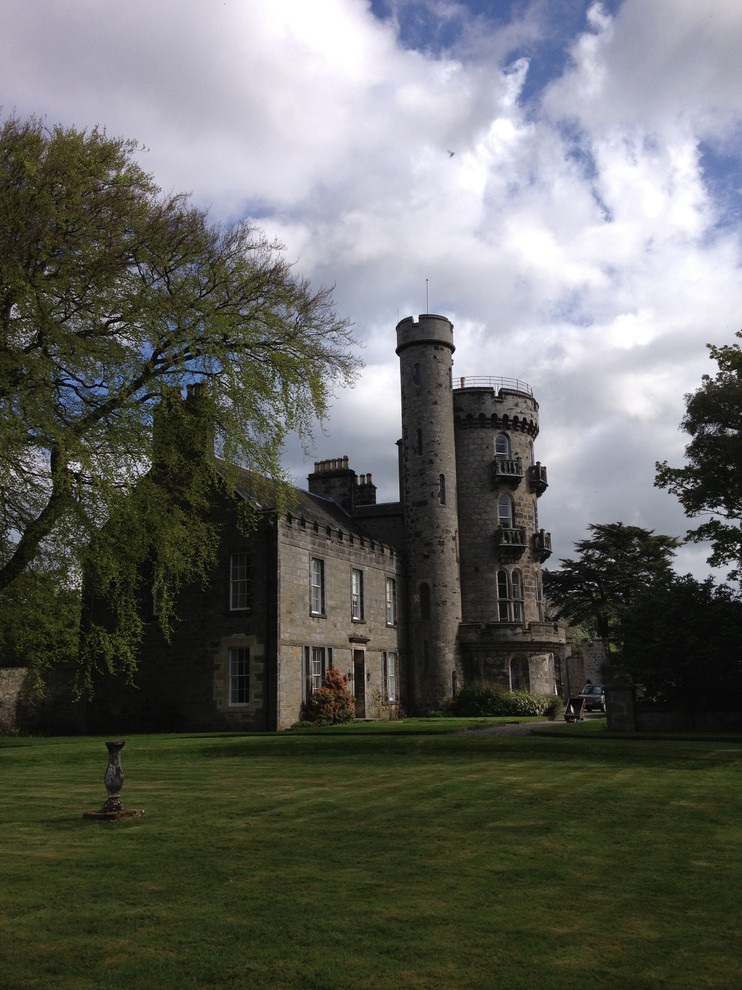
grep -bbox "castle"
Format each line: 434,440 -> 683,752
86,314 -> 566,732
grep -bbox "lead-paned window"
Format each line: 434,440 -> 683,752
229,646 -> 249,705
230,552 -> 250,611
385,577 -> 397,626
351,568 -> 364,621
310,557 -> 325,615
384,651 -> 398,702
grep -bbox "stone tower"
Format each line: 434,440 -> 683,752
396,314 -> 464,712
453,378 -> 561,694
397,315 -> 565,712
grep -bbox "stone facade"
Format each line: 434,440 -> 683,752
84,311 -> 565,732
88,479 -> 404,732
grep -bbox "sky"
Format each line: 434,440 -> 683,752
2,0 -> 742,579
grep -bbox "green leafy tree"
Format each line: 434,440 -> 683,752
0,567 -> 80,687
543,522 -> 679,640
618,575 -> 742,710
656,333 -> 742,580
0,116 -> 359,685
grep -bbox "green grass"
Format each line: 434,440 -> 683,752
1,723 -> 741,990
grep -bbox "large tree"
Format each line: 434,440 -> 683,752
656,332 -> 742,581
0,116 -> 359,680
543,522 -> 678,640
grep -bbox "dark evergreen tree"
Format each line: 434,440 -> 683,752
543,522 -> 678,640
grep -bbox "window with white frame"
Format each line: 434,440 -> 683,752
351,568 -> 364,621
229,551 -> 250,611
497,494 -> 514,529
495,432 -> 511,458
497,568 -> 525,623
384,651 -> 398,701
511,569 -> 524,623
228,646 -> 250,705
385,576 -> 397,626
304,645 -> 332,700
497,569 -> 510,621
310,557 -> 325,615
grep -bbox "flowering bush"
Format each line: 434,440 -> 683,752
304,666 -> 356,725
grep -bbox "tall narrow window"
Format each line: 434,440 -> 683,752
536,574 -> 545,622
512,569 -> 524,623
416,429 -> 423,455
384,652 -> 398,701
230,552 -> 250,611
497,569 -> 510,621
439,473 -> 446,504
497,494 -> 513,529
385,577 -> 397,626
351,568 -> 364,621
304,645 -> 332,699
229,647 -> 249,705
310,557 -> 325,615
311,647 -> 325,692
419,582 -> 431,621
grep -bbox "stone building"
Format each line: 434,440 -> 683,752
86,313 -> 565,732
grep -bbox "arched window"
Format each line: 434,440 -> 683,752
495,432 -> 511,458
510,657 -> 528,691
497,569 -> 510,621
536,573 -> 545,622
497,493 -> 513,529
512,569 -> 524,622
497,568 -> 524,623
419,582 -> 431,620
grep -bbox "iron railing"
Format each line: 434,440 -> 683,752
455,376 -> 533,397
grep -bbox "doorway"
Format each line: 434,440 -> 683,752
353,650 -> 366,718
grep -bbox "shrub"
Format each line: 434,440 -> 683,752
505,691 -> 553,717
304,666 -> 356,725
449,682 -> 508,717
545,695 -> 562,721
450,681 -> 556,718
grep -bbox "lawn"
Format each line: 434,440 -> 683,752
1,720 -> 740,990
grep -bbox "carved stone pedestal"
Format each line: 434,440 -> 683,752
83,740 -> 144,821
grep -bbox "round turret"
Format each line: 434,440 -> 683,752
396,314 -> 463,712
453,380 -> 547,626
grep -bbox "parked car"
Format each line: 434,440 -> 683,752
578,683 -> 606,712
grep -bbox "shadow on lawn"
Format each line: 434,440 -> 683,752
187,727 -> 742,771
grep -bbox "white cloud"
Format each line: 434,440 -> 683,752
2,0 -> 742,580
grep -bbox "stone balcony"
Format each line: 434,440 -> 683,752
493,456 -> 523,485
494,526 -> 527,559
528,462 -> 548,496
533,529 -> 552,562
